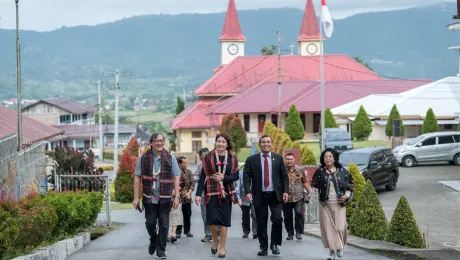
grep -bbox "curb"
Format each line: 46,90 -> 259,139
11,232 -> 91,260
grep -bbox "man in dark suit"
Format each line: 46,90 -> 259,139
243,135 -> 289,256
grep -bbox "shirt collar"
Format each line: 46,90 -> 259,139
260,152 -> 272,157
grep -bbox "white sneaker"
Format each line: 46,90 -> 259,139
327,250 -> 336,260
336,248 -> 343,258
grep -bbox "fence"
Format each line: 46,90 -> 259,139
0,134 -> 47,200
56,173 -> 112,228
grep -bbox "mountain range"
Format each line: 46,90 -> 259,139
0,2 -> 458,100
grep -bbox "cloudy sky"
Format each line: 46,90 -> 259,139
0,0 -> 453,31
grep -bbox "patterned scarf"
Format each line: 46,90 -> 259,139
141,148 -> 173,204
202,149 -> 239,205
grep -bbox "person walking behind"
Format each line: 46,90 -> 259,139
192,148 -> 212,242
132,133 -> 181,259
243,135 -> 289,256
282,153 -> 311,241
176,156 -> 195,238
195,133 -> 240,258
169,188 -> 183,243
311,148 -> 354,260
234,170 -> 258,239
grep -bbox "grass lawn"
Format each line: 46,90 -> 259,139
110,110 -> 173,125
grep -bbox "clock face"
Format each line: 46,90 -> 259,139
306,43 -> 318,55
228,44 -> 239,55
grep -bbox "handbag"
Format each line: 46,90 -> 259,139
303,191 -> 310,204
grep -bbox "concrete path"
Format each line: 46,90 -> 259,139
68,205 -> 392,260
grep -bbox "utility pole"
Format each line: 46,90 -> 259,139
98,80 -> 103,161
289,43 -> 295,55
319,3 -> 326,152
277,30 -> 282,129
15,0 -> 22,151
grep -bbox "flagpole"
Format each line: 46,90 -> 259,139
319,0 -> 325,153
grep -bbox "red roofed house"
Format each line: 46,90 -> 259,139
172,0 -> 384,153
0,105 -> 64,149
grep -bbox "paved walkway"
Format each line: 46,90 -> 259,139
68,205 -> 391,260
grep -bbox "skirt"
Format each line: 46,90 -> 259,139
319,201 -> 347,250
206,195 -> 232,227
170,202 -> 183,226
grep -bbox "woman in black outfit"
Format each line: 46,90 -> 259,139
195,133 -> 239,258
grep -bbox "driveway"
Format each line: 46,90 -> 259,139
377,163 -> 460,249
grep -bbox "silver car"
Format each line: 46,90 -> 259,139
393,131 -> 460,167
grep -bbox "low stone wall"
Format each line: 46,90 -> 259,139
12,232 -> 91,260
173,152 -> 197,164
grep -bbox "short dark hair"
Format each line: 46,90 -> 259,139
150,133 -> 165,143
197,148 -> 209,156
285,153 -> 295,158
215,133 -> 232,150
320,148 -> 342,168
259,135 -> 272,144
177,156 -> 186,164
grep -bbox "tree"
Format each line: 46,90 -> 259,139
285,104 -> 305,141
94,111 -> 114,124
353,56 -> 373,71
261,45 -> 276,55
126,136 -> 140,157
386,196 -> 425,248
114,149 -> 137,203
301,145 -> 317,165
422,108 -> 439,134
319,108 -> 338,132
229,117 -> 248,155
385,104 -> 404,137
346,163 -> 366,219
457,122 -> 460,131
349,180 -> 388,240
352,105 -> 373,141
220,113 -> 236,136
175,96 -> 185,116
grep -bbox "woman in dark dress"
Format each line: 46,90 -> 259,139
195,133 -> 239,258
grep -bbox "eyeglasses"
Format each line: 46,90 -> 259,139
152,139 -> 164,144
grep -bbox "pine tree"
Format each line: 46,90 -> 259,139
277,134 -> 292,153
229,117 -> 248,155
385,104 -> 405,137
289,141 -> 301,148
319,108 -> 338,132
285,104 -> 305,141
175,96 -> 185,116
114,149 -> 137,203
220,113 -> 236,136
126,136 -> 140,157
346,163 -> 366,219
349,180 -> 388,240
387,196 -> 425,248
422,108 -> 439,134
301,145 -> 317,165
352,105 -> 373,141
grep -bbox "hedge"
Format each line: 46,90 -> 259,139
0,191 -> 103,260
346,163 -> 366,219
103,150 -> 122,161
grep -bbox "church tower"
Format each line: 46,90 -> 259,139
297,0 -> 323,56
219,0 -> 246,65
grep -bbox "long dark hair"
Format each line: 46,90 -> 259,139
215,133 -> 232,150
320,148 -> 343,168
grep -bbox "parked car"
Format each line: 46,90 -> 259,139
320,128 -> 353,154
340,147 -> 399,191
393,131 -> 460,167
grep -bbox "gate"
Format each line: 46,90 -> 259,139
56,173 -> 111,228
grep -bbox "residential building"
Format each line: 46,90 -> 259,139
172,0 -> 383,153
332,77 -> 460,140
22,97 -> 97,126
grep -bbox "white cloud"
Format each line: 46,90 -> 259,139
0,0 -> 453,31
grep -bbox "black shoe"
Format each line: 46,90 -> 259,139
166,237 -> 170,243
148,242 -> 155,255
157,252 -> 167,259
253,234 -> 258,239
257,250 -> 268,256
211,247 -> 218,255
286,235 -> 293,240
218,253 -> 226,258
170,236 -> 177,243
296,233 -> 302,240
270,244 -> 280,255
242,234 -> 249,238
201,235 -> 212,242
185,232 -> 193,237
176,234 -> 181,238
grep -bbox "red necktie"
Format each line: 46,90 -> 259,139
264,154 -> 270,188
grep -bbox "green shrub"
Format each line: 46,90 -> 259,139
346,163 -> 366,219
352,105 -> 373,141
100,165 -> 114,171
114,173 -> 135,203
301,146 -> 317,165
387,196 -> 425,248
289,141 -> 301,148
349,180 -> 388,240
422,108 -> 439,134
385,104 -> 404,137
457,123 -> 460,131
285,104 -> 305,141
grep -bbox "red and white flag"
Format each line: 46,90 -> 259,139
321,0 -> 334,37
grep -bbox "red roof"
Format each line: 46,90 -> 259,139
0,105 -> 64,145
219,0 -> 246,42
297,0 -> 323,41
206,80 -> 432,115
194,55 -> 381,96
171,98 -> 224,130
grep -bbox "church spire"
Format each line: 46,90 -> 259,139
297,0 -> 322,41
219,0 -> 246,42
